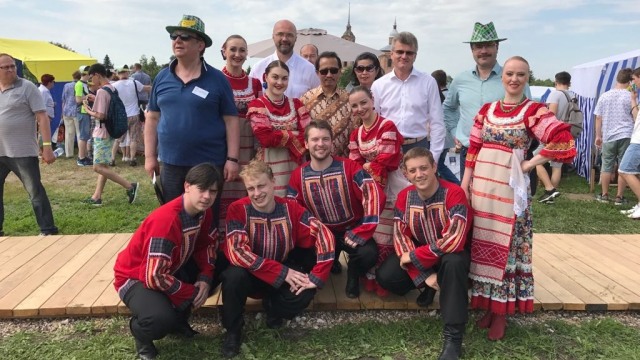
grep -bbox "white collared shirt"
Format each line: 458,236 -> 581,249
249,52 -> 320,99
371,67 -> 445,160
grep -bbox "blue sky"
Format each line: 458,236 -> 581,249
1,0 -> 638,80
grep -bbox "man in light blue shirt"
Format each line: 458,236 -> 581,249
444,22 -> 530,180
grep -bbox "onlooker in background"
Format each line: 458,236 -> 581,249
131,63 -> 152,106
536,71 -> 572,203
300,51 -> 353,157
431,69 -> 460,184
371,31 -> 445,161
0,53 -> 58,236
112,65 -> 150,167
444,22 -> 531,180
38,74 -> 57,149
247,60 -> 310,197
75,65 -> 93,166
250,20 -> 320,98
594,68 -> 635,205
618,68 -> 640,219
82,63 -> 139,206
347,52 -> 384,91
299,44 -> 318,65
62,71 -> 81,158
145,15 -> 239,208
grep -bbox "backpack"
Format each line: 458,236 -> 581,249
101,86 -> 128,138
559,90 -> 584,138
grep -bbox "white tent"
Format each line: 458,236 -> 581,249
570,49 -> 640,181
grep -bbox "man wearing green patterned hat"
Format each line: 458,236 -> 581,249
444,22 -> 531,183
144,14 -> 240,206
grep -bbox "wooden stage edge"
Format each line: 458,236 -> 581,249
0,233 -> 638,319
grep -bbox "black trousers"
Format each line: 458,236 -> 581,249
334,231 -> 378,277
221,248 -> 317,332
376,251 -> 470,325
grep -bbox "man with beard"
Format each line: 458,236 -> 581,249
250,19 -> 320,98
300,51 -> 353,158
288,120 -> 384,299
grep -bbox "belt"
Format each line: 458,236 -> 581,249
403,136 -> 427,145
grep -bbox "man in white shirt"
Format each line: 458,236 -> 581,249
370,31 -> 445,162
249,20 -> 320,98
113,66 -> 150,166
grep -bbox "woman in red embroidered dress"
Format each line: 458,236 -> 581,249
348,86 -> 409,297
461,56 -> 576,341
219,35 -> 262,231
247,61 -> 311,197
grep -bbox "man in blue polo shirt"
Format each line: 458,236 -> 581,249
145,15 -> 239,214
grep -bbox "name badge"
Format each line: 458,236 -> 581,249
192,86 -> 209,99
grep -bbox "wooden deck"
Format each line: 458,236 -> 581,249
0,233 -> 638,319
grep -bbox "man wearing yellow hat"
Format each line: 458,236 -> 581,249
144,15 -> 239,206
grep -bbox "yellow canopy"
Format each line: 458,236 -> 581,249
0,38 -> 96,81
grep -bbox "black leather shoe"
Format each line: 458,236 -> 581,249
330,261 -> 342,274
172,320 -> 199,338
345,270 -> 360,299
222,329 -> 242,358
266,314 -> 284,329
416,287 -> 436,307
438,324 -> 465,360
134,337 -> 158,360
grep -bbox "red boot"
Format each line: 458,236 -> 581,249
363,277 -> 377,293
488,314 -> 507,341
476,310 -> 493,329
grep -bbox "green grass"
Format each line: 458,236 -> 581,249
1,316 -> 639,360
3,159 -> 640,236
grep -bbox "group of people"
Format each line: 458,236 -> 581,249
0,13 -> 584,360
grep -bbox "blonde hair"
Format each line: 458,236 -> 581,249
239,160 -> 274,182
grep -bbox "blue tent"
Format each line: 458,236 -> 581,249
570,49 -> 640,182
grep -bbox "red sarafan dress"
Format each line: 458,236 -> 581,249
218,67 -> 262,233
466,99 -> 575,315
348,114 -> 409,295
247,96 -> 311,197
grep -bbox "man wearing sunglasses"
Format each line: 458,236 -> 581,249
0,53 -> 58,237
249,20 -> 319,98
300,51 -> 353,158
371,32 -> 445,163
144,15 -> 239,213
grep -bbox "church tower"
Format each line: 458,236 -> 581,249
341,3 -> 356,42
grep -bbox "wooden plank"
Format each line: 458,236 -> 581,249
588,235 -> 640,266
0,234 -> 79,298
91,282 -> 120,315
532,265 -> 584,310
532,280 -> 562,311
358,282 -> 384,310
67,234 -> 131,315
332,254 -> 361,310
12,234 -> 108,317
40,233 -> 127,316
0,236 -> 23,254
0,234 -> 96,318
539,235 -> 640,310
313,274 -> 337,311
535,240 -> 620,310
0,235 -> 45,266
559,236 -> 640,274
611,234 -> 640,249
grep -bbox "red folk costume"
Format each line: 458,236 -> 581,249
224,196 -> 336,288
114,196 -> 218,311
287,157 -> 385,247
247,96 -> 311,197
348,115 -> 409,274
466,99 -> 575,315
394,181 -> 472,286
219,68 -> 262,232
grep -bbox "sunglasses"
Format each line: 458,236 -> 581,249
170,33 -> 200,42
318,67 -> 339,75
354,65 -> 376,73
393,50 -> 416,57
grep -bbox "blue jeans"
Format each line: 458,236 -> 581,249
0,156 -> 57,234
438,152 -> 460,185
161,162 -> 223,221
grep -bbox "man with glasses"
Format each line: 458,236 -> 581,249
249,20 -> 319,98
0,53 -> 58,236
300,51 -> 353,158
144,15 -> 239,213
444,22 -> 530,181
371,32 -> 445,163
